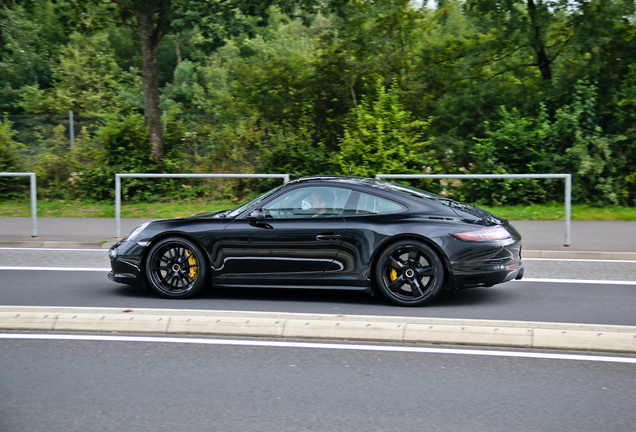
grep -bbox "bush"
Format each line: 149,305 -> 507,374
0,118 -> 27,199
77,114 -> 157,201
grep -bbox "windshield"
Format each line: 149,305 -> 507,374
226,184 -> 285,218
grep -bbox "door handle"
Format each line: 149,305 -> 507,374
316,234 -> 340,241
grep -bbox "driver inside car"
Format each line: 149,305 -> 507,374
311,189 -> 335,217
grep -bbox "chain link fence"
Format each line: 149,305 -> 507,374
5,113 -> 106,157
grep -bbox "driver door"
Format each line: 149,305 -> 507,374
219,186 -> 351,285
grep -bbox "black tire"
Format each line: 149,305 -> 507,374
374,240 -> 445,306
145,237 -> 208,299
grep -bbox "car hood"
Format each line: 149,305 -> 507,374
185,210 -> 231,219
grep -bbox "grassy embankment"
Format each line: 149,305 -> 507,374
1,199 -> 635,220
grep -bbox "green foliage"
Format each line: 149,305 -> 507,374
0,119 -> 27,198
77,114 -> 156,201
337,83 -> 435,178
550,81 -> 616,204
19,32 -> 141,115
0,5 -> 59,113
469,81 -> 624,205
1,0 -> 636,208
469,106 -> 556,205
261,117 -> 337,180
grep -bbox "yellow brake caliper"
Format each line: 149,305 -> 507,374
389,268 -> 397,282
187,251 -> 198,280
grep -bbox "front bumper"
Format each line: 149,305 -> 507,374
108,241 -> 146,286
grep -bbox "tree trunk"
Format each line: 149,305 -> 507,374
527,0 -> 552,81
136,10 -> 165,161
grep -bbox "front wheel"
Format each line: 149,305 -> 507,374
145,237 -> 208,299
375,240 -> 445,306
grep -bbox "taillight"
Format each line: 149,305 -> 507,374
453,226 -> 510,241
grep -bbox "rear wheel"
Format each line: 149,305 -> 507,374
145,237 -> 208,299
375,240 -> 444,306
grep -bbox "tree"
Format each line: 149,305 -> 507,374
19,32 -> 139,114
93,0 -> 321,162
463,0 -> 575,81
337,82 -> 435,178
0,119 -> 26,198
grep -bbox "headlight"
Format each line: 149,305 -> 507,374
125,222 -> 150,241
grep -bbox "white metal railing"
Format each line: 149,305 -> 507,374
115,173 -> 290,238
376,173 -> 572,246
0,172 -> 38,237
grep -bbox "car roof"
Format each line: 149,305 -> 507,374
288,176 -> 441,200
289,175 -> 387,187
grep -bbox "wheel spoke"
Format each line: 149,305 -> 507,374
180,271 -> 194,285
416,265 -> 434,278
409,278 -> 424,298
173,272 -> 185,287
388,275 -> 407,292
389,256 -> 406,271
408,248 -> 419,265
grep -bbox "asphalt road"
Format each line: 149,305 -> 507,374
2,335 -> 635,432
1,248 -> 635,326
2,248 -> 636,431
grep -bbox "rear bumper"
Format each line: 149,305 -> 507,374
451,264 -> 524,289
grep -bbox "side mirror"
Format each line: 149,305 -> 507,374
247,209 -> 266,223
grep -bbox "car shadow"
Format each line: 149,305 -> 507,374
111,282 -> 515,310
111,283 -> 377,306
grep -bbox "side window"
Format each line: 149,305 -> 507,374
263,187 -> 352,219
353,192 -> 405,215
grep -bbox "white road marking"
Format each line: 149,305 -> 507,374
519,278 -> 636,285
525,257 -> 636,264
2,333 -> 635,364
0,266 -> 109,272
0,247 -> 106,252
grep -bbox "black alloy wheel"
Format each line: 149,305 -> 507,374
145,237 -> 208,298
375,240 -> 445,306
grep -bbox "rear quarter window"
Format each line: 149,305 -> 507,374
352,192 -> 406,215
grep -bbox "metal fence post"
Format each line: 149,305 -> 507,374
29,173 -> 37,237
69,111 -> 75,147
0,172 -> 37,237
115,174 -> 122,238
564,174 -> 572,246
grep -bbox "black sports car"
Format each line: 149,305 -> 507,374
109,176 -> 523,306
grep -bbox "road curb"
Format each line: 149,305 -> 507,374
1,306 -> 635,353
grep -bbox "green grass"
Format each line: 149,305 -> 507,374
480,203 -> 636,221
0,198 -> 248,219
1,199 -> 635,220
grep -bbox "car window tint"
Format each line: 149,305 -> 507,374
263,187 -> 351,219
353,192 -> 406,215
